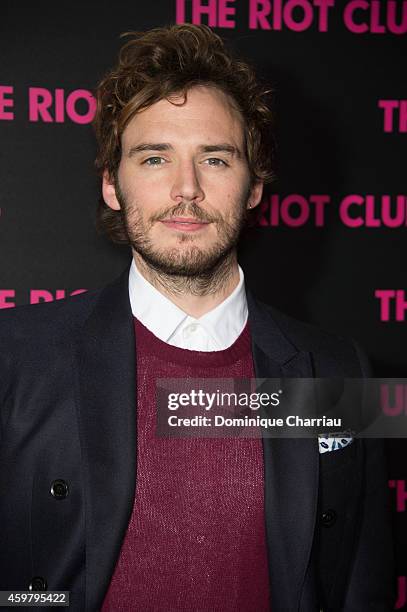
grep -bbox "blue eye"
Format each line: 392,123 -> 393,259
206,158 -> 227,166
144,157 -> 165,166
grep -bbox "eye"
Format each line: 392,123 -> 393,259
205,158 -> 228,167
143,156 -> 166,166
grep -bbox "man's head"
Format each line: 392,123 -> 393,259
94,24 -> 274,278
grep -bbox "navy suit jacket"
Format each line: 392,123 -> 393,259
0,265 -> 395,611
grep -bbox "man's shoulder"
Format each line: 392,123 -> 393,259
258,298 -> 344,348
0,265 -> 131,363
0,285 -> 102,345
248,293 -> 367,377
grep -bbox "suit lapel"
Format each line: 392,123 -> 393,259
247,291 -> 319,611
74,267 -> 137,611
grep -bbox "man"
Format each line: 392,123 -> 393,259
0,24 -> 394,611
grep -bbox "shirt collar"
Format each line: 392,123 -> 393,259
128,258 -> 248,349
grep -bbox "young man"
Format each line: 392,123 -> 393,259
0,24 -> 394,611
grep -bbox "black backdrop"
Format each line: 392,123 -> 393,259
1,1 -> 406,606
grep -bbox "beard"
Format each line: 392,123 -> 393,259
115,180 -> 250,282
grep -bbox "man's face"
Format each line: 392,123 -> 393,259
103,85 -> 263,276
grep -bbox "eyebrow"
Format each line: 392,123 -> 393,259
127,142 -> 242,158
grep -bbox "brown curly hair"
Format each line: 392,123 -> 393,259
94,23 -> 275,243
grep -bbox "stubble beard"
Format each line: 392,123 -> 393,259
115,181 -> 250,297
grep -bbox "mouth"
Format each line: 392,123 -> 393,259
160,217 -> 212,233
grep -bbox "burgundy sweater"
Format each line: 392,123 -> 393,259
101,318 -> 270,611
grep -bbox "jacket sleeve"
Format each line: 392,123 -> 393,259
341,341 -> 396,611
340,438 -> 395,611
0,318 -> 16,445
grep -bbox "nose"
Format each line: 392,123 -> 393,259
170,160 -> 205,204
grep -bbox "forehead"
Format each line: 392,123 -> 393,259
121,85 -> 245,149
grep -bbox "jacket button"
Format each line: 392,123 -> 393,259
28,576 -> 47,591
50,479 -> 69,500
321,508 -> 337,527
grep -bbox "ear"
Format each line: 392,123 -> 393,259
102,169 -> 121,211
247,181 -> 263,210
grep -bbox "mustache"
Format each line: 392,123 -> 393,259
151,201 -> 219,224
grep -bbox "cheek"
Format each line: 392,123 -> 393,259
119,173 -> 162,212
210,179 -> 239,202
223,186 -> 247,208
216,171 -> 249,201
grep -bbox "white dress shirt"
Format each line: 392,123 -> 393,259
128,259 -> 248,351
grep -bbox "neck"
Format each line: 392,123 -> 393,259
133,250 -> 240,319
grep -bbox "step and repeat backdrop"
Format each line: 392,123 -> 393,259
1,0 -> 406,606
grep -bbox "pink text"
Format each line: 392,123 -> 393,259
375,290 -> 407,322
378,100 -> 407,133
28,88 -> 96,124
249,0 -> 335,32
0,289 -> 87,309
343,1 -> 407,35
381,385 -> 407,416
258,194 -> 331,226
389,480 -> 407,513
0,85 -> 14,120
339,195 -> 407,228
176,0 -> 236,27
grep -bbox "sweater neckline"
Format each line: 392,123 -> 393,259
133,316 -> 252,367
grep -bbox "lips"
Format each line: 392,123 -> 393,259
162,217 -> 210,223
160,217 -> 211,232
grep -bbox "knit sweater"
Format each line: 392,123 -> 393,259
101,318 -> 270,611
